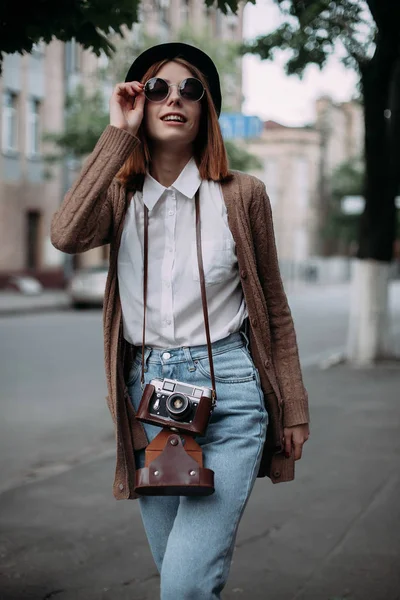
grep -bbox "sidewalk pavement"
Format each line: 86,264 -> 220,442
1,280 -> 398,318
0,283 -> 346,316
0,362 -> 399,600
0,291 -> 70,316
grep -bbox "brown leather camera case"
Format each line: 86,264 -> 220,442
134,433 -> 215,496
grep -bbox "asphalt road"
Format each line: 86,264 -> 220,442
1,283 -> 400,600
0,310 -> 112,494
1,283 -> 399,495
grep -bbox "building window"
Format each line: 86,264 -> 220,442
296,157 -> 309,209
228,21 -> 236,37
2,91 -> 19,152
181,0 -> 190,23
65,39 -> 81,74
157,0 -> 170,24
215,9 -> 223,37
27,98 -> 41,157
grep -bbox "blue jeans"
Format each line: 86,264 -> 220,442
127,331 -> 268,600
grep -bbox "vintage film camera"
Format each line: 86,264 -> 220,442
137,378 -> 213,434
134,378 -> 215,496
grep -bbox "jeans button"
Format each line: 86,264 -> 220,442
163,352 -> 171,360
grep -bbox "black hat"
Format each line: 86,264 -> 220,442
125,42 -> 222,116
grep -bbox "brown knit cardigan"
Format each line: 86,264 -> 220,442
51,125 -> 310,500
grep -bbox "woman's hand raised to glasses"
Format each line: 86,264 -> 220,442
110,81 -> 145,137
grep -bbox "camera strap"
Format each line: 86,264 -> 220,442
141,188 -> 217,403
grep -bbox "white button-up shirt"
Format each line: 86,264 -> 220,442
117,158 -> 247,348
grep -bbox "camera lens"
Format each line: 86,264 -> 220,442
166,393 -> 191,421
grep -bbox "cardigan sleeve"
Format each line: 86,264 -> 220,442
250,179 -> 310,428
50,125 -> 140,254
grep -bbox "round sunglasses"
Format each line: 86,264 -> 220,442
143,77 -> 205,103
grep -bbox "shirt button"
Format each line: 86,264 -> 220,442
273,470 -> 281,479
264,358 -> 270,368
166,319 -> 171,325
168,210 -> 174,216
251,318 -> 258,327
240,270 -> 247,279
162,352 -> 171,360
118,483 -> 124,491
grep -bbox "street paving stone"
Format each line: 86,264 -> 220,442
1,363 -> 400,599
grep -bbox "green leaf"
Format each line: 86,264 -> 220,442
0,0 -> 141,72
225,139 -> 262,171
242,0 -> 372,76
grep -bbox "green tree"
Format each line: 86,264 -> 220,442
44,85 -> 109,160
225,140 -> 262,171
0,0 -> 254,74
241,0 -> 400,265
0,0 -> 140,73
323,159 -> 364,255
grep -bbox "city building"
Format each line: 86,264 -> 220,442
0,1 -> 244,286
247,97 -> 364,281
0,42 -> 66,287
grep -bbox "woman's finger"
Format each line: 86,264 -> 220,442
133,90 -> 145,111
115,83 -> 129,95
121,81 -> 144,95
131,81 -> 144,92
284,432 -> 292,458
114,82 -> 140,98
293,440 -> 303,461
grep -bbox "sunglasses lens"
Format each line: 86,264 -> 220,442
179,78 -> 204,101
145,78 -> 169,102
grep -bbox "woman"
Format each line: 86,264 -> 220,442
51,42 -> 310,599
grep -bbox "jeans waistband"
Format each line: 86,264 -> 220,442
135,330 -> 247,364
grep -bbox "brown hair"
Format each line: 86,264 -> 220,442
116,57 -> 230,188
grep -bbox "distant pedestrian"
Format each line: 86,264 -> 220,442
51,42 -> 310,599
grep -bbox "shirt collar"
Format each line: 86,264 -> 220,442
142,158 -> 201,211
142,173 -> 166,212
172,157 -> 201,200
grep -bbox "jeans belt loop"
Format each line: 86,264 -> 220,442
183,346 -> 196,372
142,346 -> 152,372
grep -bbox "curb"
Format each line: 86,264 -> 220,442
0,304 -> 71,317
0,296 -> 71,317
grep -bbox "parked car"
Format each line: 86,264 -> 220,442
6,275 -> 43,295
68,264 -> 108,308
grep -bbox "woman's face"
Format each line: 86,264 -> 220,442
144,61 -> 202,149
